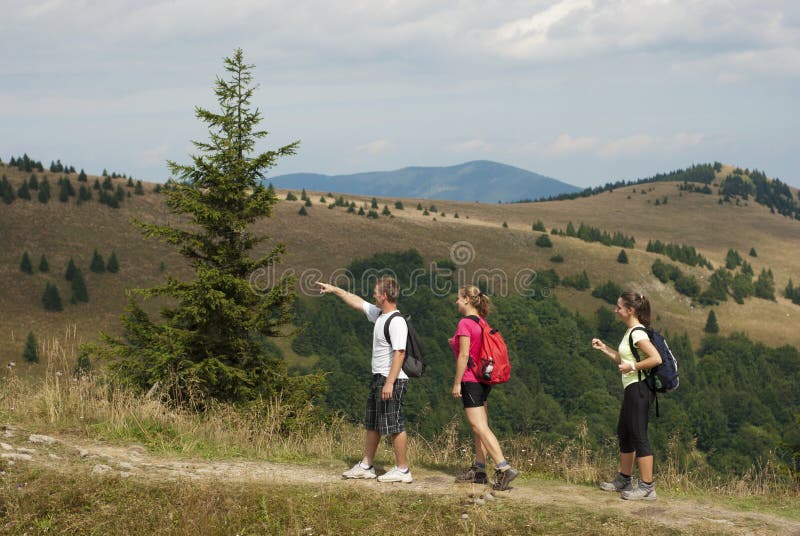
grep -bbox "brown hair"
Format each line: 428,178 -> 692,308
376,276 -> 400,303
460,285 -> 491,318
620,290 -> 651,328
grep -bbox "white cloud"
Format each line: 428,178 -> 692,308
356,139 -> 393,154
541,133 -> 597,156
447,139 -> 493,152
136,144 -> 169,166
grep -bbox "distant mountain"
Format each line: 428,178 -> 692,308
267,160 -> 580,202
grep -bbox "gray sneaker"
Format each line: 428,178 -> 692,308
492,467 -> 520,491
455,465 -> 488,484
621,482 -> 657,501
599,473 -> 632,492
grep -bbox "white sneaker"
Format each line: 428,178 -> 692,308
377,466 -> 413,483
342,463 -> 376,479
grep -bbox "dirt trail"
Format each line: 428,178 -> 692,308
3,427 -> 798,535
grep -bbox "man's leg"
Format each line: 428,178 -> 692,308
363,430 -> 380,466
391,431 -> 408,470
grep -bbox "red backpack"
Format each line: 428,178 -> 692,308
467,316 -> 511,385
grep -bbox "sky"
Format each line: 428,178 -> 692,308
1,0 -> 798,189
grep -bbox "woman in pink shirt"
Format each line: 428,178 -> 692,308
451,285 -> 519,491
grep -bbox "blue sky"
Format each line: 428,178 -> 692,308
1,0 -> 798,188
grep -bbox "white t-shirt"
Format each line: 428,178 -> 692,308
362,302 -> 408,379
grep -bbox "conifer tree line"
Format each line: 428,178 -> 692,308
0,164 -> 148,208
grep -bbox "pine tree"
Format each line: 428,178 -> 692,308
42,282 -> 63,311
65,258 -> 77,281
58,179 -> 70,202
38,177 -> 51,203
704,310 -> 720,334
17,180 -> 31,200
20,252 -> 33,274
23,332 -> 39,363
617,249 -> 629,264
304,197 -> 312,207
135,181 -> 145,195
300,188 -> 308,201
90,250 -> 106,273
78,169 -> 88,182
70,269 -> 89,302
370,197 -> 378,209
394,201 -> 404,210
93,179 -> 101,191
285,191 -> 297,201
114,184 -> 125,202
749,247 -> 757,257
28,174 -> 39,190
39,254 -> 50,273
106,251 -> 119,273
1,176 -> 15,204
101,49 -> 303,405
298,205 -> 308,215
127,177 -> 134,187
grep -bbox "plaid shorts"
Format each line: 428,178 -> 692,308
364,374 -> 408,435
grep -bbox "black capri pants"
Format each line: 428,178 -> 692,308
617,382 -> 656,457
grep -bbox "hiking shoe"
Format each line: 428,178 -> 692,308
342,463 -> 376,479
621,482 -> 657,501
377,466 -> 413,483
455,465 -> 488,484
599,472 -> 632,493
492,467 -> 520,491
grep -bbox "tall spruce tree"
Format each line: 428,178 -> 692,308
42,282 -> 63,311
20,252 -> 33,274
89,250 -> 106,273
70,269 -> 89,303
704,310 -> 720,334
65,258 -> 77,281
104,49 -> 302,405
17,180 -> 31,200
23,332 -> 39,363
106,251 -> 119,273
39,254 -> 50,273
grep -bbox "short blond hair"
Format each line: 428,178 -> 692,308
376,276 -> 399,303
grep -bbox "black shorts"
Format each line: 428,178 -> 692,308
364,374 -> 408,435
461,381 -> 491,408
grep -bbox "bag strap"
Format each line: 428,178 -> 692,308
628,326 -> 659,416
383,311 -> 403,346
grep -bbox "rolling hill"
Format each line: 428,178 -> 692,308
269,160 -> 581,202
1,159 -> 799,368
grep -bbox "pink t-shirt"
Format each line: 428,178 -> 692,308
449,316 -> 483,383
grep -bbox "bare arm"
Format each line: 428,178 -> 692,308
452,336 -> 470,398
316,282 -> 366,311
591,338 -> 621,364
382,349 -> 406,400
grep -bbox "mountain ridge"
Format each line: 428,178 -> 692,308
268,160 -> 581,202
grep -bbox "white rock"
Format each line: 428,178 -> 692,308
0,442 -> 13,451
474,498 -> 485,506
16,448 -> 36,455
1,453 -> 33,461
92,464 -> 113,474
2,430 -> 15,439
118,462 -> 134,470
29,434 -> 58,445
79,449 -> 89,458
48,453 -> 62,460
120,471 -> 132,479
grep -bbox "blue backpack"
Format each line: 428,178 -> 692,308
629,327 -> 679,416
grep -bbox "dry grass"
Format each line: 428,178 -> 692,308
1,332 -> 796,502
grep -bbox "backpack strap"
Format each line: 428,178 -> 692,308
628,326 -> 659,416
383,311 -> 403,346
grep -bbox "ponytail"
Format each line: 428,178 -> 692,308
620,290 -> 651,328
461,285 -> 491,318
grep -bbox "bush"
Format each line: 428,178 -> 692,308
592,281 -> 623,304
535,234 -> 553,248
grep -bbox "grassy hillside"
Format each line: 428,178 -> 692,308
1,161 -> 799,370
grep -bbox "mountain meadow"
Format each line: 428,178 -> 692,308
1,154 -> 799,533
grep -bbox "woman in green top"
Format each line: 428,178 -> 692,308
591,291 -> 663,500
